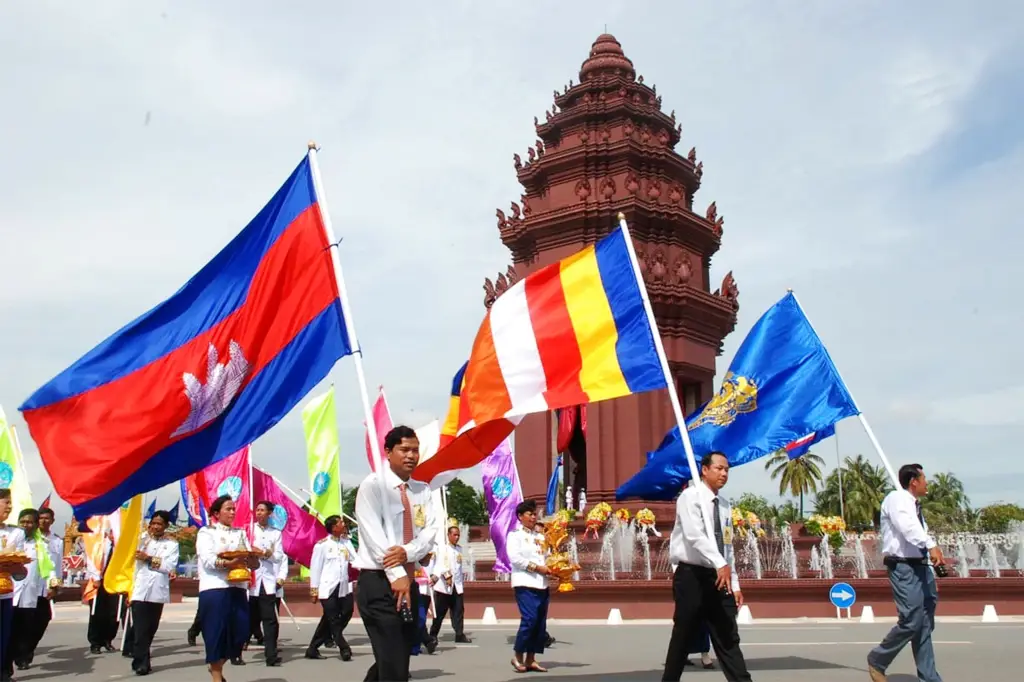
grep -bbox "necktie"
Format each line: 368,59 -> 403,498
916,502 -> 927,557
399,483 -> 415,576
712,497 -> 726,558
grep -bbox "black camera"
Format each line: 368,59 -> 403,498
934,564 -> 949,578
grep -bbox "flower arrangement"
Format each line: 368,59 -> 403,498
583,502 -> 613,539
730,508 -> 766,539
805,514 -> 846,554
635,508 -> 661,537
613,508 -> 631,523
552,509 -> 575,526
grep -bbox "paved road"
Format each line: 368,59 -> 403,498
13,604 -> 1019,680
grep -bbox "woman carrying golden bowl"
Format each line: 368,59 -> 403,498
506,499 -> 551,674
0,488 -> 31,682
195,495 -> 258,682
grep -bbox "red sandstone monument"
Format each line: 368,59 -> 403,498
484,34 -> 739,514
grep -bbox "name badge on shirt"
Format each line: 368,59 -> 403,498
413,505 -> 426,528
723,524 -> 733,545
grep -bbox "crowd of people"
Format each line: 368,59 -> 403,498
0,427 -> 949,682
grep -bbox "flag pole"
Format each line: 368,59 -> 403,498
247,446 -> 256,542
834,429 -> 846,521
299,486 -> 359,527
616,214 -> 701,486
306,142 -> 395,544
787,291 -> 900,487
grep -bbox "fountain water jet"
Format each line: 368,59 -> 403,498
854,534 -> 869,579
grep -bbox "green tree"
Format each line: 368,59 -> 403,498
774,500 -> 802,525
978,503 -> 1024,533
173,526 -> 197,560
446,478 -> 489,526
733,493 -> 775,521
814,454 -> 891,527
341,485 -> 358,521
921,472 -> 973,530
764,449 -> 826,517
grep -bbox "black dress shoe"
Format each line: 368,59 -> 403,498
90,645 -> 102,654
544,634 -> 555,647
304,650 -> 325,660
230,656 -> 245,666
324,638 -> 336,648
340,649 -> 352,662
187,631 -> 197,647
103,643 -> 116,653
266,657 -> 282,667
15,662 -> 29,671
455,634 -> 472,644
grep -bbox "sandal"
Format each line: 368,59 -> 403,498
511,658 -> 527,673
526,663 -> 548,673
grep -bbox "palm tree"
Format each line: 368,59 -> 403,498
764,449 -> 826,517
922,472 -> 972,530
813,455 -> 892,527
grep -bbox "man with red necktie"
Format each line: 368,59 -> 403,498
353,426 -> 439,682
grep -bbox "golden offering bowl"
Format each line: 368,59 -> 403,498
227,567 -> 251,583
545,551 -> 581,593
0,572 -> 12,595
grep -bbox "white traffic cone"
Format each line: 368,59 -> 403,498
736,604 -> 753,624
982,604 -> 999,623
481,606 -> 499,624
860,605 -> 875,623
607,608 -> 623,625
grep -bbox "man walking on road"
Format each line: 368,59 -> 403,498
868,463 -> 946,682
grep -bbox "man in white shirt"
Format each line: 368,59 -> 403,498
0,490 -> 29,682
428,518 -> 470,645
126,510 -> 179,676
868,464 -> 946,682
305,515 -> 357,662
662,452 -> 752,682
354,426 -> 439,682
33,508 -> 62,655
248,501 -> 285,667
11,508 -> 58,673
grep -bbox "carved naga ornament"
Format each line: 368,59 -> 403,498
483,266 -> 520,309
714,271 -> 740,310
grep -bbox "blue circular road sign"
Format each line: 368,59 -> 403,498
829,582 -> 857,609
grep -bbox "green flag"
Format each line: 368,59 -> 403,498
0,406 -> 34,515
302,387 -> 342,519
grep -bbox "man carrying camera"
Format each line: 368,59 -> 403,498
868,463 -> 946,682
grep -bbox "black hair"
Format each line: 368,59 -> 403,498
0,489 -> 10,501
255,500 -> 276,513
151,510 -> 172,525
18,508 -> 39,523
384,425 -> 418,452
209,494 -> 233,516
515,499 -> 537,517
38,507 -> 54,518
700,451 -> 728,476
899,464 -> 923,490
324,515 -> 342,533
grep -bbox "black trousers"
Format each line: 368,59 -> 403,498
128,601 -> 164,672
429,590 -> 465,638
32,597 -> 52,658
248,587 -> 280,661
356,571 -> 419,682
307,591 -> 354,656
188,606 -> 201,640
663,564 -> 752,682
10,606 -> 36,668
87,584 -> 120,647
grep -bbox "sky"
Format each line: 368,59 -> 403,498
2,1 -> 1022,527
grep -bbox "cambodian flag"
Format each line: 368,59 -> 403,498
785,423 -> 836,460
20,156 -> 354,518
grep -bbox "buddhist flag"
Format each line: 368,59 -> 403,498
302,387 -> 342,518
103,494 -> 144,595
414,225 -> 667,483
0,407 -> 33,516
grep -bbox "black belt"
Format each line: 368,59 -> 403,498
883,556 -> 926,568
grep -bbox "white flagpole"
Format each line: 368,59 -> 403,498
247,446 -> 256,541
306,142 -> 395,545
616,214 -> 701,486
787,291 -> 900,487
834,430 -> 846,521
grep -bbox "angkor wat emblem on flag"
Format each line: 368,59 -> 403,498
172,341 -> 250,438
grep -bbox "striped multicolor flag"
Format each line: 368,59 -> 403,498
414,225 -> 666,484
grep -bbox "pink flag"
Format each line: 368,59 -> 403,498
364,386 -> 393,473
251,467 -> 327,568
202,446 -> 252,537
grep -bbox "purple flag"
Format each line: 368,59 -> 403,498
481,437 -> 521,573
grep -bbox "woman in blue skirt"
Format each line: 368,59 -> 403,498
195,495 -> 257,682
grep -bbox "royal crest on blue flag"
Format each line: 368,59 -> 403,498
617,292 -> 859,501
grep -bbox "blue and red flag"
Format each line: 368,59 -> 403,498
39,492 -> 52,510
20,157 -> 353,518
785,423 -> 836,460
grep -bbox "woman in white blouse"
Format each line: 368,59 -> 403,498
505,499 -> 551,674
125,510 -> 179,676
195,495 -> 257,682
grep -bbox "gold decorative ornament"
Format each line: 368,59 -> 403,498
218,550 -> 256,583
0,552 -> 31,596
542,520 -> 580,593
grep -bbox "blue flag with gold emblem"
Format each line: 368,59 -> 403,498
616,292 -> 859,501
